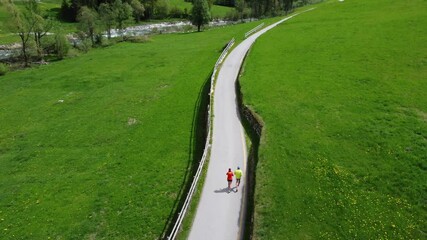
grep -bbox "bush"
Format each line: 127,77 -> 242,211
41,35 -> 57,55
0,63 -> 9,76
94,34 -> 104,46
224,9 -> 239,21
242,8 -> 251,19
183,24 -> 194,32
55,33 -> 70,59
124,35 -> 151,43
77,39 -> 92,53
76,32 -> 92,53
169,6 -> 184,18
100,37 -> 120,47
154,0 -> 170,19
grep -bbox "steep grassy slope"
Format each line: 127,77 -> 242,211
240,0 -> 427,239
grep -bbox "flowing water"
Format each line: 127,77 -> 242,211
0,20 -> 236,60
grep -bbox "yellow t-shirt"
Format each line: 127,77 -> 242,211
234,169 -> 243,179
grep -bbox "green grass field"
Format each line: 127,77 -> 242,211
0,19 -> 266,238
210,5 -> 233,19
0,5 -> 18,44
240,0 -> 427,239
168,0 -> 232,19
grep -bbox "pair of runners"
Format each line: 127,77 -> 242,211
226,167 -> 242,193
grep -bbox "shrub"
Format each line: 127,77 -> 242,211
76,39 -> 92,53
154,0 -> 170,19
41,35 -> 57,55
55,33 -> 70,59
124,35 -> 151,43
76,32 -> 92,53
0,63 -> 9,76
94,34 -> 104,46
225,9 -> 239,21
183,24 -> 194,32
169,6 -> 184,18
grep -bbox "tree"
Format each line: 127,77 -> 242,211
69,0 -> 80,21
59,0 -> 80,22
59,0 -> 73,21
154,0 -> 169,19
5,0 -> 38,66
191,0 -> 210,32
77,6 -> 98,46
249,0 -> 262,18
235,0 -> 250,21
113,0 -> 132,35
99,3 -> 117,39
283,0 -> 294,14
130,0 -> 145,22
24,0 -> 53,61
141,0 -> 157,19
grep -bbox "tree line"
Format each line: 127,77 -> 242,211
229,0 -> 320,20
60,0 -> 189,22
61,0 -> 318,23
1,0 -> 318,69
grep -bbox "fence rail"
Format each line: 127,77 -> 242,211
167,38 -> 235,240
244,23 -> 265,38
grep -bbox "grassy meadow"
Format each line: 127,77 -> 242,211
168,0 -> 232,19
0,19 -> 265,239
0,5 -> 18,44
240,0 -> 427,239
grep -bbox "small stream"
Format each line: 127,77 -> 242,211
109,20 -> 231,37
0,49 -> 19,60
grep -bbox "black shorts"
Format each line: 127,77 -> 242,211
227,180 -> 232,182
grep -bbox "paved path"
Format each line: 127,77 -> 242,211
188,11 -> 313,240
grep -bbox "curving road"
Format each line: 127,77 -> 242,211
188,11 -> 314,240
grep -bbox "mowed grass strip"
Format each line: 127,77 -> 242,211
0,20 -> 263,239
240,0 -> 427,239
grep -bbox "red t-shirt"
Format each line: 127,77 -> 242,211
226,171 -> 234,181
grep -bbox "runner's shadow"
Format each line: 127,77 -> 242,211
214,187 -> 237,193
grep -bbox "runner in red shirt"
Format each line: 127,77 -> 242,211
226,168 -> 234,193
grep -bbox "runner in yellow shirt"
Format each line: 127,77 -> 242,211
234,166 -> 243,191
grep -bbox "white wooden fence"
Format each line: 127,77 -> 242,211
244,23 -> 265,38
167,38 -> 235,240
